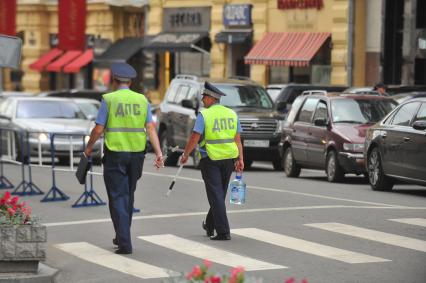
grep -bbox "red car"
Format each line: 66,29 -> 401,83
278,93 -> 397,182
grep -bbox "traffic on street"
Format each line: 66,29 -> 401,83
1,155 -> 425,283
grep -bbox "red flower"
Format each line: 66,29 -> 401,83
7,207 -> 16,216
203,259 -> 212,268
285,278 -> 295,283
210,275 -> 221,283
10,196 -> 19,206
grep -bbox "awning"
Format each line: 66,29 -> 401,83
46,50 -> 82,72
215,30 -> 252,44
63,49 -> 94,73
29,48 -> 63,71
144,32 -> 211,53
93,37 -> 148,68
245,32 -> 331,67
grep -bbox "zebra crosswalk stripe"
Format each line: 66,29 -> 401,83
138,234 -> 286,271
231,228 -> 390,264
54,242 -> 177,279
305,222 -> 426,252
388,218 -> 426,227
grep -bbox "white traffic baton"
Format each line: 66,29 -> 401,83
166,163 -> 184,197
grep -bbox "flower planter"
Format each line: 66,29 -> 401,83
0,224 -> 46,273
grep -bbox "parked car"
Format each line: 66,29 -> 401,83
270,84 -> 347,114
158,75 -> 285,169
0,91 -> 33,103
390,92 -> 426,104
73,98 -> 101,120
38,89 -> 104,101
279,92 -> 397,182
364,97 -> 426,190
0,97 -> 101,164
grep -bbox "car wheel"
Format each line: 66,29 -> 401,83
326,150 -> 344,182
244,159 -> 253,169
272,159 -> 283,171
367,147 -> 394,191
284,147 -> 301,177
160,131 -> 178,166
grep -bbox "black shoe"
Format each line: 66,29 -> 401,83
210,234 -> 231,241
113,238 -> 118,246
202,221 -> 214,237
115,248 -> 132,254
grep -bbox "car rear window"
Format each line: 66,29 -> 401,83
215,85 -> 273,109
16,100 -> 85,119
331,99 -> 396,124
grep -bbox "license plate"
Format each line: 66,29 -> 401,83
244,140 -> 269,147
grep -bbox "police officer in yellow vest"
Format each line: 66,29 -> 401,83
180,82 -> 244,240
84,63 -> 164,254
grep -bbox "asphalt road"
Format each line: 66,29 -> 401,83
1,154 -> 426,283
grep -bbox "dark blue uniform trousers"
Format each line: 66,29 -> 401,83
103,150 -> 144,251
199,157 -> 234,235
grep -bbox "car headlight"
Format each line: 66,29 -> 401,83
343,143 -> 364,152
29,132 -> 49,142
84,135 -> 90,144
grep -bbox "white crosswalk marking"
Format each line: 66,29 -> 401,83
231,228 -> 390,264
54,242 -> 177,279
389,218 -> 426,227
305,223 -> 426,252
138,234 -> 286,271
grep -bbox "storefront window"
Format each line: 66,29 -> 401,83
175,52 -> 210,77
269,66 -> 290,84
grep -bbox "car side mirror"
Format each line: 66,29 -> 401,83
276,101 -> 287,112
412,120 -> 426,131
314,118 -> 328,127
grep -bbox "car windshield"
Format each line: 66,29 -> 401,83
77,102 -> 99,119
266,88 -> 281,102
16,100 -> 85,119
331,99 -> 396,124
215,85 -> 273,109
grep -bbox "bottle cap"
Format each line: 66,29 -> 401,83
236,173 -> 242,180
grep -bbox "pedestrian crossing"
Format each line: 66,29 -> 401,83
54,218 -> 426,280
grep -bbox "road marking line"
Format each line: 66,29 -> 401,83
138,234 -> 286,271
143,171 -> 402,207
54,242 -> 176,279
44,205 -> 426,227
389,218 -> 426,227
305,223 -> 426,252
231,228 -> 390,264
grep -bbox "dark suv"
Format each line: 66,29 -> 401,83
158,75 -> 285,169
279,92 -> 397,182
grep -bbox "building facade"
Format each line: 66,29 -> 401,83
12,0 -> 148,93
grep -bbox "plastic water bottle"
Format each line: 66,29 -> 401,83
229,172 -> 246,205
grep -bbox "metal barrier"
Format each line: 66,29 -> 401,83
0,128 -> 147,210
0,128 -> 14,190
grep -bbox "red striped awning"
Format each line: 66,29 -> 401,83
244,32 -> 331,67
29,48 -> 63,71
63,49 -> 93,73
45,50 -> 82,72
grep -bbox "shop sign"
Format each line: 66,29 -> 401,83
223,4 -> 252,27
163,7 -> 211,32
278,0 -> 324,10
0,0 -> 16,36
58,0 -> 87,51
151,33 -> 201,44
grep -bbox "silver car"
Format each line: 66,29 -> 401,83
0,97 -> 101,164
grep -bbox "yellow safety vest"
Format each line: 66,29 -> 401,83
103,89 -> 148,152
200,104 -> 239,160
